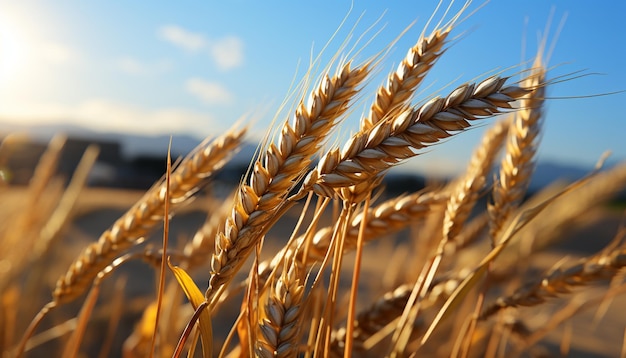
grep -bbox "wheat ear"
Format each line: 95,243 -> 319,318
331,275 -> 462,354
53,128 -> 245,304
489,60 -> 546,243
301,75 -> 530,199
208,61 -> 370,300
256,265 -> 305,358
180,192 -> 235,271
443,117 -> 510,242
480,246 -> 626,320
310,190 -> 446,262
362,25 -> 452,130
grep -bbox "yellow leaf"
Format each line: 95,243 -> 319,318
168,259 -> 213,357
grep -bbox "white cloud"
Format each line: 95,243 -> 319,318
0,98 -> 223,136
159,25 -> 206,52
210,36 -> 244,70
158,25 -> 244,71
116,57 -> 171,76
186,78 -> 233,104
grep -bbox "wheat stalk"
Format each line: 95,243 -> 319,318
515,162 -> 626,254
53,128 -> 245,304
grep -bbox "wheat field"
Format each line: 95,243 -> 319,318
2,2 -> 626,358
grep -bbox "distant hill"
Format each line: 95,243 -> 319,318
0,120 -> 258,165
4,120 -> 617,194
529,161 -> 591,190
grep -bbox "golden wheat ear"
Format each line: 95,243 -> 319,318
489,58 -> 546,245
208,60 -> 371,302
443,117 -> 510,243
301,75 -> 531,201
53,127 -> 245,305
13,127 -> 244,358
362,25 -> 453,131
256,264 -> 305,358
479,243 -> 626,321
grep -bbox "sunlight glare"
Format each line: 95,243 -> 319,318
0,16 -> 29,85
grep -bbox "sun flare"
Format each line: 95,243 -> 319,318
0,16 -> 29,85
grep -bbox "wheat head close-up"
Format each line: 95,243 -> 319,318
1,1 -> 626,357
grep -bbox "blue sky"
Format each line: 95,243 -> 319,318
1,1 -> 624,176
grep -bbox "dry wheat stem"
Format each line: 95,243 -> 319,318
489,61 -> 546,244
362,26 -> 451,130
208,61 -> 370,301
302,75 -> 531,199
443,117 -> 510,242
480,247 -> 626,320
52,128 -> 245,304
36,145 -> 99,258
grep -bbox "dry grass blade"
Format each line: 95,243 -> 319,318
169,260 -> 213,357
149,140 -> 172,358
208,60 -> 370,299
303,75 -> 531,199
0,135 -> 66,289
35,144 -> 99,258
61,279 -> 101,358
52,128 -> 245,305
